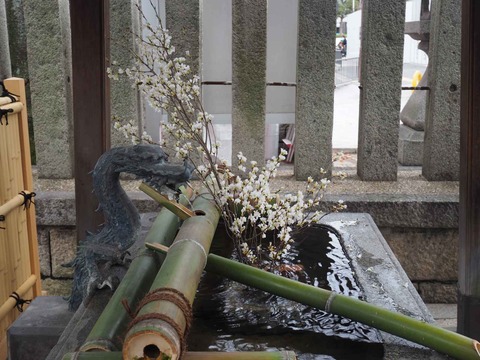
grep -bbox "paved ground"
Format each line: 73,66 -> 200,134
333,62 -> 427,150
426,304 -> 457,331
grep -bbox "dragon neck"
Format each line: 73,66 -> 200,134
92,159 -> 141,238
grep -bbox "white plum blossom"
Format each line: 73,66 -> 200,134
109,5 -> 345,269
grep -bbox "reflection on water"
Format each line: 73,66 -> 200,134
189,225 -> 384,359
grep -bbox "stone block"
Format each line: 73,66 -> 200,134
381,228 -> 458,281
41,278 -> 72,297
295,0 -> 336,179
323,193 -> 459,228
7,296 -> 73,360
398,124 -> 424,166
232,0 -> 267,165
50,228 -> 76,278
357,0 -> 406,180
35,192 -> 76,226
38,228 -> 51,277
418,282 -> 458,303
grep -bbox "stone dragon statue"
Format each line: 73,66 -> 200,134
64,144 -> 194,310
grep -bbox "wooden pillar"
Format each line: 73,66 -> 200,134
70,0 -> 111,243
458,0 -> 480,339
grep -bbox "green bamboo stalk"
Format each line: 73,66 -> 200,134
79,187 -> 193,352
146,243 -> 480,360
63,351 -> 297,360
123,190 -> 220,360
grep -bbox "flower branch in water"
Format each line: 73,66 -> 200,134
109,2 -> 346,268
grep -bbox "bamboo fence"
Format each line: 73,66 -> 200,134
0,78 -> 41,359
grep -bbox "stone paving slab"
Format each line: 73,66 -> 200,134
426,304 -> 457,332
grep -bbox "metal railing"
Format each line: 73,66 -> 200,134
335,57 -> 359,86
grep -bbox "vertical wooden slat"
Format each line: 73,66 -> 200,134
0,78 -> 41,357
458,0 -> 480,340
0,109 -> 10,359
5,78 -> 41,296
70,1 -> 111,243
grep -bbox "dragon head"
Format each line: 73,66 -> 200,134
96,144 -> 194,193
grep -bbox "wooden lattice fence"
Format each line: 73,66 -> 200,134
0,78 -> 41,359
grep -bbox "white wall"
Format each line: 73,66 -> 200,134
403,0 -> 429,65
343,10 -> 362,59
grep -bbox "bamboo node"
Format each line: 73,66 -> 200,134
169,238 -> 208,267
127,312 -> 187,357
324,291 -> 337,313
9,291 -> 31,312
127,287 -> 193,358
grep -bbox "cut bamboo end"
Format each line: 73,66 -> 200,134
474,340 -> 480,356
0,101 -> 23,115
0,191 -> 32,218
123,322 -> 181,360
0,274 -> 36,320
140,183 -> 195,220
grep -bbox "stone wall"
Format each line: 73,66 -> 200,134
35,191 -> 161,297
35,190 -> 459,303
381,228 -> 458,303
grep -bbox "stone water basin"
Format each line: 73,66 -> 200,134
188,213 -> 449,359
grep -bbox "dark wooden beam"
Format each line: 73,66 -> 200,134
459,0 -> 480,339
70,0 -> 111,243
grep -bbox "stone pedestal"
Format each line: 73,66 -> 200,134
398,124 -> 424,166
295,0 -> 336,180
7,296 -> 73,360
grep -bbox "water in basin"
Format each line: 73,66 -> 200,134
188,225 -> 385,359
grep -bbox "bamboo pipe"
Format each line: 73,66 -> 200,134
80,187 -> 194,352
63,351 -> 297,360
0,101 -> 23,115
122,190 -> 220,360
0,191 -> 32,219
146,243 -> 480,360
0,274 -> 36,320
140,183 -> 195,220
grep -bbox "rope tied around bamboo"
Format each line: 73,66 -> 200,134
123,287 -> 194,355
0,82 -> 20,125
9,291 -> 31,312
